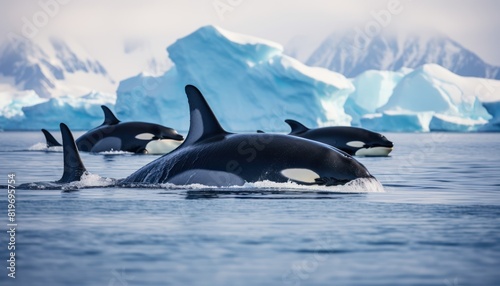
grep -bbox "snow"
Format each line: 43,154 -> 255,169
306,29 -> 500,79
0,36 -> 114,98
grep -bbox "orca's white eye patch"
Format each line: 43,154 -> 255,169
281,168 -> 320,183
355,147 -> 393,157
145,139 -> 183,155
346,141 -> 365,148
135,133 -> 156,140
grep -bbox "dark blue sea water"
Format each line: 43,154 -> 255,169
0,132 -> 499,286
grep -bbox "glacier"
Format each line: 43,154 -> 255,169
1,26 -> 500,132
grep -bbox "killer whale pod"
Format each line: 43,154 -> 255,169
40,105 -> 184,154
121,85 -> 375,186
284,119 -> 394,157
26,85 -> 378,190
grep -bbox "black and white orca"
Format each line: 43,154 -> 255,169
41,129 -> 62,148
284,119 -> 394,157
20,85 -> 378,190
19,123 -> 89,189
41,106 -> 184,154
121,85 -> 376,187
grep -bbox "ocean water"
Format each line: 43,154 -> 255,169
0,131 -> 499,286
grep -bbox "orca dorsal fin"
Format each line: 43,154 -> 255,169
183,85 -> 227,145
58,123 -> 87,183
41,129 -> 62,147
101,105 -> 120,126
285,119 -> 310,135
256,130 -> 265,134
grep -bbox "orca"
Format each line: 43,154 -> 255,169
58,123 -> 88,183
122,85 -> 376,187
41,106 -> 184,154
41,129 -> 62,148
19,85 -> 378,190
284,119 -> 394,157
19,123 -> 89,189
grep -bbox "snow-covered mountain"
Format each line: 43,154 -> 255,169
122,38 -> 172,76
306,31 -> 500,79
0,37 -> 115,98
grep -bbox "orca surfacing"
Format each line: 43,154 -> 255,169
41,106 -> 184,154
123,85 -> 375,187
23,85 -> 379,190
284,119 -> 394,157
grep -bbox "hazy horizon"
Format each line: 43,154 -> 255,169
1,0 -> 499,77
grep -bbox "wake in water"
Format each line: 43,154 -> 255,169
28,142 -> 63,152
15,175 -> 384,194
62,173 -> 117,190
28,143 -> 136,155
97,150 -> 134,155
117,177 -> 384,193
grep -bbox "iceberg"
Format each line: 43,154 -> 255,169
359,64 -> 499,131
360,111 -> 434,132
429,114 -> 488,132
0,91 -> 115,130
379,64 -> 491,118
116,25 -> 354,132
345,68 -> 411,126
0,90 -> 46,119
480,101 -> 500,131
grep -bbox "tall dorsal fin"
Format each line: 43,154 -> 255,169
183,85 -> 227,145
41,129 -> 62,147
58,123 -> 87,183
285,119 -> 310,135
100,105 -> 120,126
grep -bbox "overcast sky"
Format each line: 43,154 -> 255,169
1,0 -> 499,66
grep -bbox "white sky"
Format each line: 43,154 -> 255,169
1,0 -> 499,70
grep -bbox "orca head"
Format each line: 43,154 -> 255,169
280,147 -> 374,186
347,130 -> 393,156
134,126 -> 184,154
154,126 -> 184,141
364,132 -> 393,148
133,126 -> 184,142
319,150 -> 375,185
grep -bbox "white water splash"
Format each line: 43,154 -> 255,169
28,142 -> 63,152
152,178 -> 385,193
63,172 -> 117,190
97,150 -> 134,155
